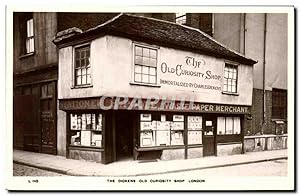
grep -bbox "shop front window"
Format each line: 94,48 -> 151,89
139,114 -> 184,147
134,45 -> 157,85
187,116 -> 203,145
70,113 -> 102,147
217,116 -> 241,135
223,64 -> 238,93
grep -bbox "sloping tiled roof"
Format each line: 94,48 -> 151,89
54,13 -> 257,65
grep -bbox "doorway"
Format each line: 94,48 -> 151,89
115,111 -> 134,161
203,115 -> 216,156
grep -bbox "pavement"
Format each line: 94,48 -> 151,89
13,149 -> 288,177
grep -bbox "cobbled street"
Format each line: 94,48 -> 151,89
13,163 -> 67,176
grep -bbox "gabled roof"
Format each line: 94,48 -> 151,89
53,13 -> 257,65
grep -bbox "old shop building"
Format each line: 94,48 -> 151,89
53,14 -> 257,164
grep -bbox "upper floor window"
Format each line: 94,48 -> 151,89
134,45 -> 157,85
223,64 -> 238,93
74,45 -> 91,86
176,13 -> 186,25
25,18 -> 34,53
19,13 -> 34,55
272,88 -> 287,119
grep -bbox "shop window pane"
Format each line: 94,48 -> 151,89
233,117 -> 241,134
71,114 -> 79,130
226,117 -> 233,134
96,114 -> 102,130
171,131 -> 184,145
80,130 -> 91,146
188,131 -> 202,144
70,130 -> 80,145
156,130 -> 170,146
217,117 -> 226,135
81,114 -> 86,130
91,132 -> 102,147
140,131 -> 155,147
70,113 -> 102,147
141,121 -> 152,130
188,116 -> 202,130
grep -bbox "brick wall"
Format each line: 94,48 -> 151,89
251,88 -> 287,135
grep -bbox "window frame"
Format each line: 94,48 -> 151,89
131,42 -> 160,87
19,13 -> 35,57
222,62 -> 239,95
272,88 -> 287,120
72,43 -> 93,88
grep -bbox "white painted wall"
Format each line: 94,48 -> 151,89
58,35 -> 253,106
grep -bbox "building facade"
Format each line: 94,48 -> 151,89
53,14 -> 256,164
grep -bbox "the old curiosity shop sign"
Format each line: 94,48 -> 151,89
59,97 -> 250,114
159,56 -> 223,91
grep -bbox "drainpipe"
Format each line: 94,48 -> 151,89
262,13 -> 267,129
243,13 -> 246,54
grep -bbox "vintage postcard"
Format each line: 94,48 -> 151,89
5,5 -> 295,191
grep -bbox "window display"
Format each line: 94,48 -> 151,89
188,116 -> 202,145
70,113 -> 103,147
139,114 -> 184,147
217,116 -> 241,135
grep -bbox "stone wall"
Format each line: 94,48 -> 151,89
217,143 -> 242,156
244,135 -> 287,152
187,147 -> 203,159
160,149 -> 185,161
69,149 -> 102,163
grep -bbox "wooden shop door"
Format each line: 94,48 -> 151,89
203,115 -> 216,156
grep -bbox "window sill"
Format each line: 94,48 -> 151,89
71,84 -> 93,89
130,82 -> 161,88
222,91 -> 239,96
19,52 -> 35,59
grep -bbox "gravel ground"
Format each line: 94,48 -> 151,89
13,163 -> 67,176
